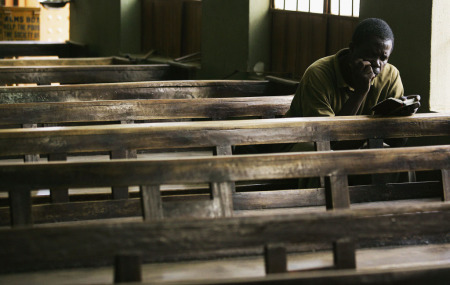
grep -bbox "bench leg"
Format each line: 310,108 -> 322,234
333,238 -> 356,269
140,185 -> 163,221
111,149 -> 137,199
114,253 -> 142,283
9,188 -> 32,227
315,141 -> 331,188
211,182 -> 234,217
442,169 -> 450,201
48,153 -> 69,203
264,244 -> 287,274
325,175 -> 350,210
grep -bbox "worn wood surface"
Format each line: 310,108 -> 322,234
0,113 -> 447,156
0,80 -> 296,104
0,145 -> 448,190
0,41 -> 88,58
0,202 -> 448,273
0,181 -> 442,225
0,64 -> 187,85
0,56 -> 131,66
0,95 -> 293,125
141,263 -> 450,285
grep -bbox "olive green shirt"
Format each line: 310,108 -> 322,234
285,48 -> 404,118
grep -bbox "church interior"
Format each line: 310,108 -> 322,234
0,0 -> 449,284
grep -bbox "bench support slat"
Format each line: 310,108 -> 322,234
9,188 -> 32,227
315,141 -> 331,187
333,238 -> 356,269
325,175 -> 350,210
211,182 -> 234,217
442,169 -> 450,201
114,253 -> 142,283
140,185 -> 163,221
264,244 -> 287,274
48,153 -> 69,203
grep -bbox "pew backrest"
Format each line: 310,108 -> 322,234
0,64 -> 190,85
0,95 -> 294,126
0,40 -> 88,58
0,79 -> 298,103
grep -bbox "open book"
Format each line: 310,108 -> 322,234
371,97 -> 419,116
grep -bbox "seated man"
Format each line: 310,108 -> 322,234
283,18 -> 420,186
285,17 -> 420,152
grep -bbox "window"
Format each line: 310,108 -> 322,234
273,0 -> 360,17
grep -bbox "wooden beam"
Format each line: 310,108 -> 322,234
0,96 -> 293,125
0,202 -> 448,273
0,146 -> 447,190
0,80 -> 280,104
0,65 -> 180,85
0,113 -> 448,156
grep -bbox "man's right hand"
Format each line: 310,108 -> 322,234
350,59 -> 375,95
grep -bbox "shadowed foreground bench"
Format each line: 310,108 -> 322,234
0,113 -> 448,224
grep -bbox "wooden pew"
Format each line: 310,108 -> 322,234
0,64 -> 194,85
0,56 -> 134,66
0,79 -> 298,104
0,123 -> 448,227
0,113 -> 448,225
0,166 -> 450,273
0,95 -> 293,126
0,40 -> 88,58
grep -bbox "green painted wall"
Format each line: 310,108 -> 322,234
360,0 -> 432,112
70,0 -> 141,57
200,0 -> 270,79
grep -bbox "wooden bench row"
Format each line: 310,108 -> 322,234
0,56 -> 134,66
0,79 -> 298,103
0,95 -> 293,126
0,40 -> 89,58
0,114 -> 448,226
0,64 -> 196,85
0,198 -> 448,274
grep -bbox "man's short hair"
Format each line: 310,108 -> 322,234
352,18 -> 394,48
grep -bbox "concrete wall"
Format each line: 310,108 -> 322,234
70,0 -> 141,57
430,0 -> 450,112
360,0 -> 433,112
200,0 -> 270,79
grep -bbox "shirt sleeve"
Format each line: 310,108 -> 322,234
286,71 -> 335,118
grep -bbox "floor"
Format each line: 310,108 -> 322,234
0,243 -> 449,285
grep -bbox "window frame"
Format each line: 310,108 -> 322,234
272,0 -> 360,17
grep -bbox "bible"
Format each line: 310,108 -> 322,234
371,97 -> 419,116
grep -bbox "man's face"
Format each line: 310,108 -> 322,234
350,36 -> 393,78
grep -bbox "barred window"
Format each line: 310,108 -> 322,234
273,0 -> 360,17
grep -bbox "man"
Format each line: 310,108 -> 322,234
283,18 -> 420,186
285,17 -> 420,152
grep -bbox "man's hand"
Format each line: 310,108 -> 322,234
350,59 -> 375,95
394,95 -> 421,115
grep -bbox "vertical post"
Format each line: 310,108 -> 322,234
22,124 -> 40,162
48,153 -> 69,203
9,188 -> 32,227
368,138 -> 391,184
333,238 -> 356,269
264,244 -> 287,274
442,169 -> 449,202
315,141 -> 331,187
114,253 -> 142,283
211,182 -> 234,217
110,120 -> 137,200
140,184 -> 163,221
211,145 -> 234,217
325,174 -> 350,210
